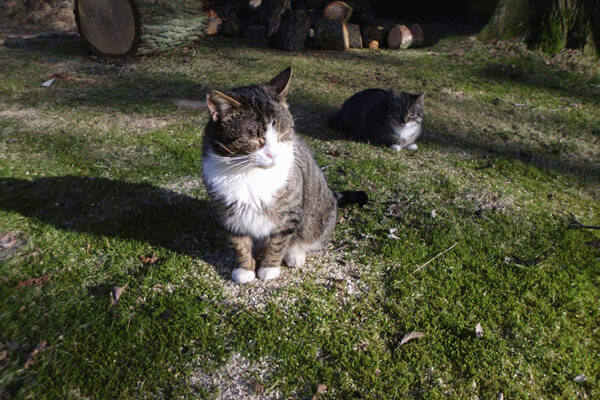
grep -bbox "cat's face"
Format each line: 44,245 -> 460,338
389,92 -> 425,126
205,68 -> 295,169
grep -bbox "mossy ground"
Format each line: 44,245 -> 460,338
1,27 -> 599,399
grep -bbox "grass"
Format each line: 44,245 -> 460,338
1,27 -> 599,399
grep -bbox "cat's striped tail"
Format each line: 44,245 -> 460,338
333,190 -> 368,207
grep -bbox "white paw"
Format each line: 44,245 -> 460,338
391,144 -> 403,151
406,143 -> 418,151
284,251 -> 306,268
232,268 -> 256,284
257,266 -> 281,280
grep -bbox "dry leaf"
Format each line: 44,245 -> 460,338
317,384 -> 327,394
16,273 -> 53,289
111,283 -> 129,305
23,341 -> 47,369
431,209 -> 437,218
139,253 -> 159,265
399,331 -> 425,346
475,323 -> 484,338
251,379 -> 264,395
0,232 -> 20,249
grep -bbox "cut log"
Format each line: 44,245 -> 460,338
261,0 -> 292,37
323,1 -> 352,22
367,39 -> 379,49
312,18 -> 349,51
205,10 -> 223,36
221,17 -> 241,37
347,23 -> 362,48
361,24 -> 386,47
249,0 -> 262,10
243,24 -> 267,38
305,0 -> 329,8
271,10 -> 312,51
387,24 -> 412,49
408,23 -> 424,46
74,0 -> 206,57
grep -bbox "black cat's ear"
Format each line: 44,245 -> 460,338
416,93 -> 425,106
206,90 -> 241,122
267,67 -> 292,99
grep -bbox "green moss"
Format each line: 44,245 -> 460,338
479,0 -> 530,41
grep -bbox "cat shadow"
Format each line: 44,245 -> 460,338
0,176 -> 230,269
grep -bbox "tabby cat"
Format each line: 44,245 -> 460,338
202,67 -> 337,284
329,89 -> 425,151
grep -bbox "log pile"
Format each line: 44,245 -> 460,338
206,0 -> 424,52
74,0 -> 207,57
74,0 -> 425,57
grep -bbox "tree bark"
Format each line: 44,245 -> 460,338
347,23 -> 362,48
261,0 -> 292,37
271,10 -> 312,51
74,0 -> 206,57
479,0 -> 599,58
311,18 -> 349,51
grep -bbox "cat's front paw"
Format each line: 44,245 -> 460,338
232,268 -> 256,284
405,143 -> 418,151
391,144 -> 403,151
284,250 -> 306,268
257,266 -> 281,280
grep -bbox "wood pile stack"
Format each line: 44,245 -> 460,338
205,0 -> 424,52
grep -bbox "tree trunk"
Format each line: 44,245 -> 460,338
311,18 -> 349,51
479,0 -> 599,58
74,0 -> 206,57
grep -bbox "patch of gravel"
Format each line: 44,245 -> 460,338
195,243 -> 375,311
190,353 -> 281,400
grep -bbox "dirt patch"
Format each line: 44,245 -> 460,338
0,0 -> 75,33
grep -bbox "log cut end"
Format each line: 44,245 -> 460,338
75,0 -> 138,56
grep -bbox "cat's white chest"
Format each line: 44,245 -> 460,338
203,142 -> 294,238
394,121 -> 421,143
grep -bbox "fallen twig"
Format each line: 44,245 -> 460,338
415,242 -> 458,271
568,214 -> 600,230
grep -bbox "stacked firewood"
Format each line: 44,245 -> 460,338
204,0 -> 424,51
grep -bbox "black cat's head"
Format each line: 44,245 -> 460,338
204,67 -> 295,168
389,92 -> 425,126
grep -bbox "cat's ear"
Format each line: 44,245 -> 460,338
267,67 -> 292,99
416,93 -> 425,106
206,90 -> 241,122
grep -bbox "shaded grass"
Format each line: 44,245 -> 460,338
1,30 -> 599,399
